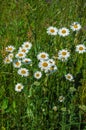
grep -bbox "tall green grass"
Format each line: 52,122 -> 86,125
0,0 -> 86,130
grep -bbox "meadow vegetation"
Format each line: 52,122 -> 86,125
0,0 -> 86,130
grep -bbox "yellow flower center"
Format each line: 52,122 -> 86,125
50,29 -> 55,33
42,62 -> 48,67
67,75 -> 71,79
21,70 -> 26,74
8,47 -> 13,51
73,24 -> 78,28
25,45 -> 29,48
6,59 -> 10,62
18,85 -> 22,90
62,30 -> 66,34
79,47 -> 84,50
19,53 -> 23,57
22,49 -> 26,52
41,54 -> 46,58
62,51 -> 67,56
36,73 -> 40,77
16,62 -> 20,66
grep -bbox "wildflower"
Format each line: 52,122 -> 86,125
58,27 -> 70,37
58,96 -> 65,102
15,52 -> 26,59
18,68 -> 29,77
65,73 -> 74,81
75,44 -> 86,54
15,83 -> 24,92
18,47 -> 29,54
58,49 -> 70,61
22,41 -> 32,50
34,71 -> 42,79
8,53 -> 14,59
38,60 -> 50,71
37,52 -> 49,61
48,59 -> 55,66
70,22 -> 81,31
53,106 -> 57,111
22,58 -> 32,64
13,60 -> 21,68
5,45 -> 15,52
4,57 -> 13,64
47,26 -> 58,35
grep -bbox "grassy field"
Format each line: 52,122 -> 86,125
0,0 -> 86,130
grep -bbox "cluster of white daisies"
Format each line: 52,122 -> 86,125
47,22 -> 81,36
3,22 -> 86,93
4,42 -> 33,92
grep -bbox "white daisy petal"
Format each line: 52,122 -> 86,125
15,83 -> 24,92
47,26 -> 58,35
34,71 -> 42,79
70,22 -> 81,31
18,68 -> 29,77
58,27 -> 70,37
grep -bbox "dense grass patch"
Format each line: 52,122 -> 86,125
0,0 -> 86,130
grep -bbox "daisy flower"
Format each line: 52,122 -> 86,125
47,26 -> 58,35
22,58 -> 32,64
75,44 -> 86,54
48,59 -> 55,66
22,42 -> 32,50
18,47 -> 29,54
5,45 -> 15,52
15,52 -> 26,59
65,73 -> 74,81
53,106 -> 57,111
13,60 -> 21,68
58,49 -> 70,61
49,65 -> 57,73
70,22 -> 81,31
58,96 -> 65,102
58,27 -> 70,37
18,68 -> 29,77
4,57 -> 13,64
8,53 -> 14,59
37,52 -> 49,61
34,71 -> 42,79
15,83 -> 24,92
38,60 -> 51,71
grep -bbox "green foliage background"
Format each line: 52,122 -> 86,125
0,0 -> 86,130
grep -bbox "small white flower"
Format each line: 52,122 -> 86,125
48,59 -> 55,66
76,44 -> 86,54
38,60 -> 51,71
13,60 -> 21,68
22,58 -> 32,64
15,52 -> 26,59
34,71 -> 42,79
18,68 -> 29,77
15,83 -> 24,92
58,49 -> 70,61
58,27 -> 70,37
22,41 -> 32,50
37,52 -> 49,61
5,45 -> 15,52
18,47 -> 29,54
47,26 -> 58,35
58,96 -> 65,102
53,106 -> 57,111
65,73 -> 74,81
70,22 -> 81,31
4,57 -> 13,64
8,53 -> 14,59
